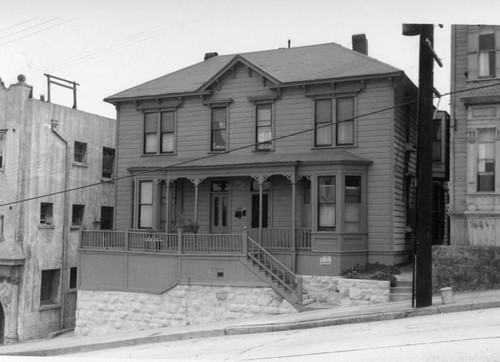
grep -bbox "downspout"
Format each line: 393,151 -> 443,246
50,121 -> 69,331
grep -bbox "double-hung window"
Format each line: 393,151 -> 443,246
139,181 -> 153,228
314,97 -> 354,147
256,104 -> 272,150
318,176 -> 336,230
144,111 -> 176,154
344,176 -> 361,231
477,128 -> 495,192
479,33 -> 496,78
102,147 -> 115,178
211,107 -> 227,151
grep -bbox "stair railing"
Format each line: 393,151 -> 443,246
247,237 -> 302,303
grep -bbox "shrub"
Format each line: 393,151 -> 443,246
341,262 -> 400,287
432,245 -> 500,294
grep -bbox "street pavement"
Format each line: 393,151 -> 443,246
1,288 -> 500,357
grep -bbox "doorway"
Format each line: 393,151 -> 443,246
211,181 -> 230,234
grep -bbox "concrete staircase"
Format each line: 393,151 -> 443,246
390,276 -> 413,302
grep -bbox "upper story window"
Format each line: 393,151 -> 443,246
102,147 -> 115,179
256,104 -> 272,150
144,111 -> 176,154
40,202 -> 53,225
314,97 -> 355,147
74,141 -> 87,163
211,107 -> 227,151
477,128 -> 495,192
72,204 -> 85,226
0,131 -> 5,169
479,33 -> 496,78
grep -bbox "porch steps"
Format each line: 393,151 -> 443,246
390,280 -> 413,302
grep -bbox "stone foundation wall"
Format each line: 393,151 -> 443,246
75,285 -> 296,336
302,276 -> 390,307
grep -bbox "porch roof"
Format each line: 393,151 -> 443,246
128,149 -> 372,174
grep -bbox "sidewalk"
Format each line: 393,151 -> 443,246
1,288 -> 500,357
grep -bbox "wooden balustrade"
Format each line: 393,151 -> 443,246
182,234 -> 242,254
249,228 -> 311,249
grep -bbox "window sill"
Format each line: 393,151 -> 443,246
72,161 -> 88,168
39,303 -> 61,311
252,149 -> 274,153
38,224 -> 55,230
312,145 -> 356,150
70,225 -> 82,231
68,288 -> 77,294
208,150 -> 227,154
141,152 -> 177,157
101,177 -> 114,183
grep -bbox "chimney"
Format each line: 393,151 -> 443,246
352,34 -> 368,55
204,52 -> 218,61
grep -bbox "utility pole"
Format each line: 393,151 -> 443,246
403,24 -> 440,308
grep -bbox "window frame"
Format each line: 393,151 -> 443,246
317,175 -> 336,231
477,128 -> 496,192
40,202 -> 54,225
100,206 -> 114,230
69,267 -> 78,290
74,141 -> 87,164
210,106 -> 228,152
71,204 -> 85,226
40,269 -> 60,306
102,147 -> 115,179
478,32 -> 496,78
138,180 -> 154,229
255,103 -> 274,151
313,96 -> 356,148
143,110 -> 177,155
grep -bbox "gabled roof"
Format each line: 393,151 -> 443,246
105,42 -> 403,103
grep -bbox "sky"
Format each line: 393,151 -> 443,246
1,0 -> 500,119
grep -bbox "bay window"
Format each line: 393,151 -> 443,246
318,176 -> 336,230
345,176 -> 361,231
477,128 -> 495,192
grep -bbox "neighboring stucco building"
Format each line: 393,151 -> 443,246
76,37 -> 418,335
449,25 -> 500,245
0,75 -> 115,344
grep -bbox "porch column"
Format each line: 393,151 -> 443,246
189,177 -> 204,223
165,179 -> 171,232
253,175 -> 269,244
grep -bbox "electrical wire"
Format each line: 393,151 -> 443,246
1,75 -> 499,208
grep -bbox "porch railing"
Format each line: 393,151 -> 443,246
80,230 -> 241,254
249,228 -> 311,250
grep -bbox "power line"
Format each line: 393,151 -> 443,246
0,17 -> 38,33
0,98 -> 417,208
1,78 -> 499,208
0,18 -> 76,47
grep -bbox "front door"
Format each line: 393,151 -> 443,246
211,193 -> 229,233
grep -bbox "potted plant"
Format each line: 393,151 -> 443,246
173,215 -> 199,234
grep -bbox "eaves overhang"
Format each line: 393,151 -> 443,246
104,90 -> 213,105
267,70 -> 405,90
461,95 -> 500,108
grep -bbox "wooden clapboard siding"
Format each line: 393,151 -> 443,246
354,79 -> 395,252
392,78 -> 418,252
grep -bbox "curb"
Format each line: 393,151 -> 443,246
2,300 -> 500,357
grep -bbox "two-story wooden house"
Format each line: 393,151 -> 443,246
450,25 -> 500,245
76,38 -> 418,335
